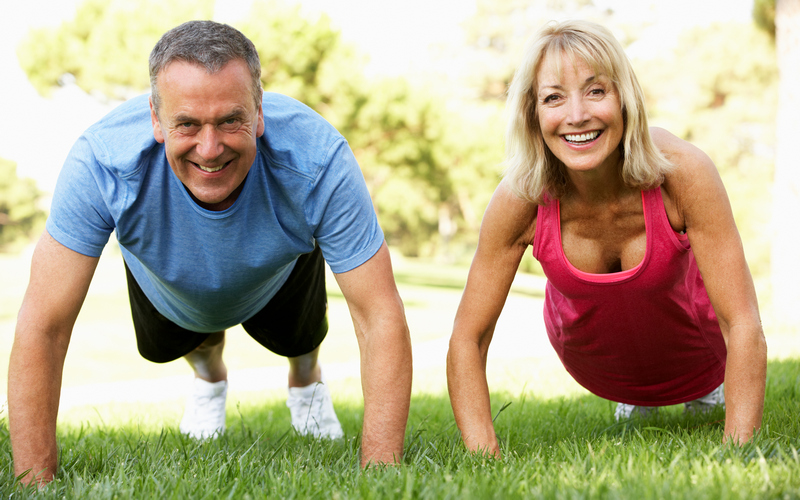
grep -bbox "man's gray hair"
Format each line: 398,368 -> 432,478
149,20 -> 262,114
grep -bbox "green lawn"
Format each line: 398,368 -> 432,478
1,248 -> 799,498
1,359 -> 798,498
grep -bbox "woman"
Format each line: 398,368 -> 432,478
446,19 -> 766,456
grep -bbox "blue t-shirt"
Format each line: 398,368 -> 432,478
47,93 -> 384,333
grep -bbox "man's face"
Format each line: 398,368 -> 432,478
150,59 -> 264,211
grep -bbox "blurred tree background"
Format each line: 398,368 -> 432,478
761,0 -> 800,331
11,0 -> 783,286
0,158 -> 45,251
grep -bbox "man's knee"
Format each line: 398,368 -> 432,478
191,331 -> 225,352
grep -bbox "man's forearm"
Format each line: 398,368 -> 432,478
722,325 -> 767,444
8,331 -> 69,484
359,327 -> 412,467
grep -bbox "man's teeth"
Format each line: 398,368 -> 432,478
564,131 -> 600,143
197,163 -> 226,173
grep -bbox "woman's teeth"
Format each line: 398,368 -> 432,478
564,131 -> 600,144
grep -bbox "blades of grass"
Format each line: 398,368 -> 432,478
493,401 -> 513,423
237,432 -> 264,462
265,429 -> 292,464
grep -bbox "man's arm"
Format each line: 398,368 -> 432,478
334,242 -> 411,467
8,231 -> 99,485
447,181 -> 537,457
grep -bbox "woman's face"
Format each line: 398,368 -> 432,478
535,53 -> 624,177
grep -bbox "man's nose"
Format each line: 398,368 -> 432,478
196,125 -> 224,162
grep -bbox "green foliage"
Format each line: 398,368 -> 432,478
2,359 -> 799,498
238,1 -> 362,112
461,0 -> 609,101
635,23 -> 778,277
17,0 -> 215,99
333,80 -> 503,257
16,0 -> 781,267
16,0 -> 504,259
753,0 -> 777,38
0,158 -> 46,251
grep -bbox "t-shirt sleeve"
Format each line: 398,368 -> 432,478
46,136 -> 116,257
308,139 -> 384,273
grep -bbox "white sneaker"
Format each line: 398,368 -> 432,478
684,384 -> 725,414
286,381 -> 344,439
180,378 -> 227,439
615,403 -> 658,421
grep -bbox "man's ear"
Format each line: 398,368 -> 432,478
256,100 -> 265,138
150,96 -> 165,144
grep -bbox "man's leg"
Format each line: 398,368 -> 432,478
184,331 -> 228,383
288,344 -> 321,388
124,262 -> 228,439
179,332 -> 229,439
242,246 -> 343,438
285,342 -> 342,439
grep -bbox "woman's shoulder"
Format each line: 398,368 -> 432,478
650,127 -> 719,190
649,127 -> 725,226
482,180 -> 539,249
650,128 -> 715,173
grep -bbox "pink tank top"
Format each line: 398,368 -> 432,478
532,187 -> 726,405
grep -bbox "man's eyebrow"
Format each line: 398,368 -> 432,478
173,113 -> 195,123
219,110 -> 246,122
172,109 -> 247,124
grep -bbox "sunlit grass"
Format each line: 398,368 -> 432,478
1,359 -> 798,498
2,247 -> 799,498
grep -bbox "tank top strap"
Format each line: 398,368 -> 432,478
643,186 -> 690,252
532,193 -> 557,261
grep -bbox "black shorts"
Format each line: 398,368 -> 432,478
125,246 -> 328,363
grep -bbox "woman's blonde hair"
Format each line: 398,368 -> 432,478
504,20 -> 672,203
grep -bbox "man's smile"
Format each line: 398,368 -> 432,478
192,160 -> 232,173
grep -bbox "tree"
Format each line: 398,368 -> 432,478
16,0 -> 504,258
754,0 -> 777,37
18,0 -> 215,100
0,158 -> 46,250
769,0 -> 800,331
634,23 -> 778,278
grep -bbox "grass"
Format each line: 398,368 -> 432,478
1,248 -> 799,498
1,359 -> 799,498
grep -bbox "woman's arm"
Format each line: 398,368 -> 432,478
447,181 -> 537,456
654,128 -> 767,444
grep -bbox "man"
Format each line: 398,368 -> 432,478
8,20 -> 412,485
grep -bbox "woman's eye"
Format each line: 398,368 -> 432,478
543,94 -> 559,103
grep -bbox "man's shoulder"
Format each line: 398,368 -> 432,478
259,93 -> 346,173
80,94 -> 159,175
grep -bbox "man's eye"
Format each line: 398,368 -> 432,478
220,118 -> 241,131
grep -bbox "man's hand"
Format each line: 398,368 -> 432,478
8,232 -> 98,485
334,242 -> 412,467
